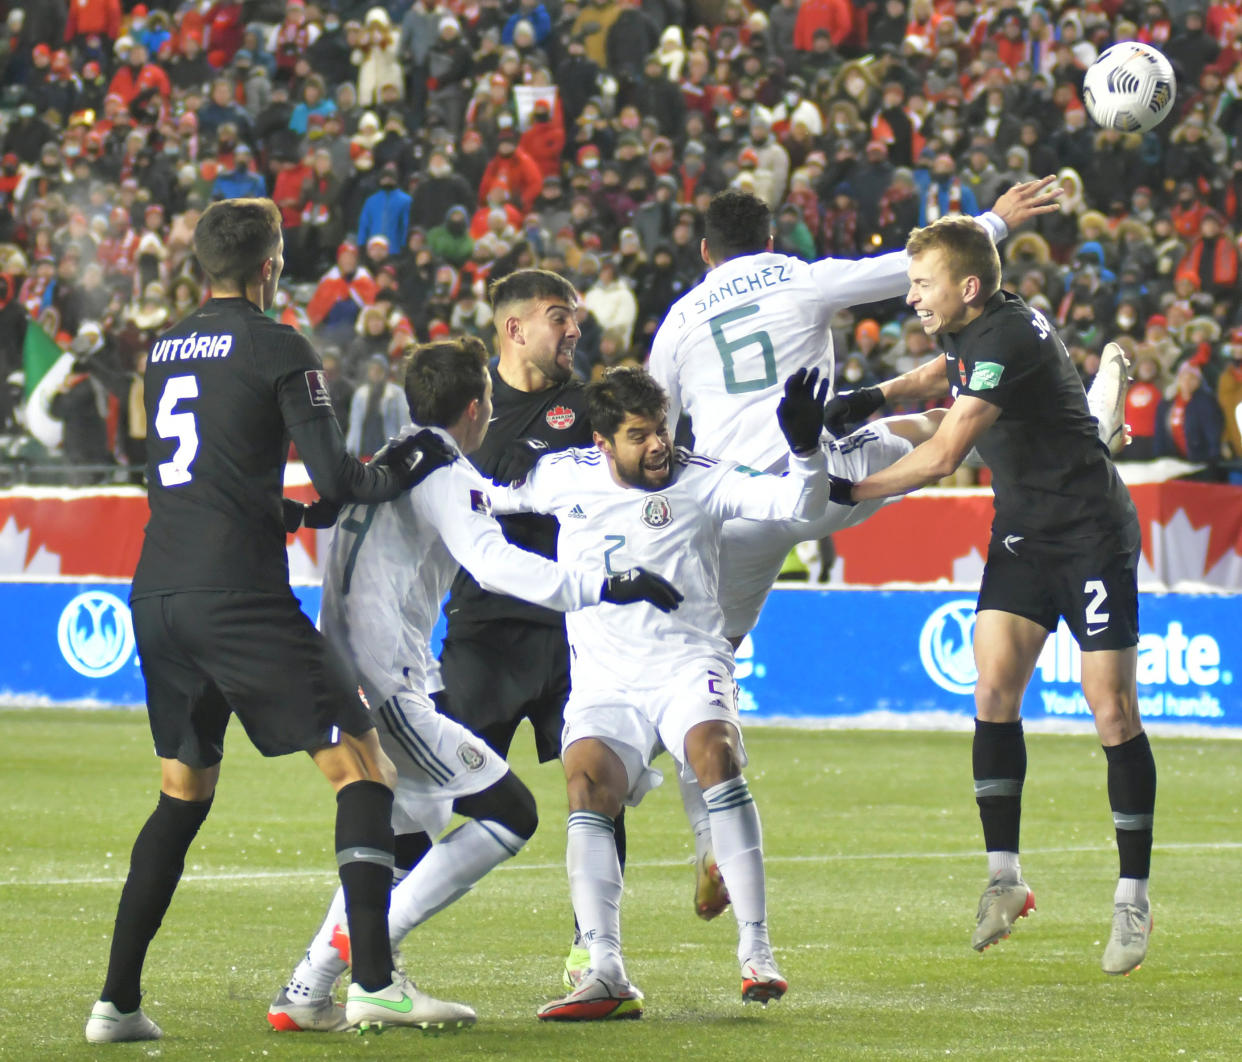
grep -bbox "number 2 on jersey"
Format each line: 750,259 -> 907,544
602,534 -> 626,575
154,375 -> 200,486
710,305 -> 776,394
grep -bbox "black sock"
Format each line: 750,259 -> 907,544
393,831 -> 433,878
100,792 -> 213,1013
614,807 -> 627,875
973,719 -> 1026,854
1105,731 -> 1157,881
336,780 -> 395,991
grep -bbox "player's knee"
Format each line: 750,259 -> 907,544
455,770 -> 538,840
565,770 -> 622,817
973,680 -> 1022,723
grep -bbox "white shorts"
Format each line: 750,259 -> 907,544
561,654 -> 746,806
374,690 -> 507,837
718,422 -> 913,638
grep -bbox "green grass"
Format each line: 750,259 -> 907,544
3,708 -> 1241,1061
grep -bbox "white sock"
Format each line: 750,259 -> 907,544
287,886 -> 350,1000
1115,877 -> 1149,908
387,819 -> 525,945
703,777 -> 769,963
678,769 -> 712,860
987,851 -> 1022,883
566,810 -> 625,983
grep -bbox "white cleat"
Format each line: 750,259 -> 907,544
537,971 -> 644,1021
740,955 -> 788,1005
345,972 -> 476,1032
84,1000 -> 162,1043
972,875 -> 1036,951
266,987 -> 350,1031
1102,902 -> 1152,976
1088,342 -> 1131,455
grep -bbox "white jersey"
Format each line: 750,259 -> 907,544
647,213 -> 1008,471
319,425 -> 601,711
489,444 -> 829,688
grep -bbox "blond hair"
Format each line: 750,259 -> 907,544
906,216 -> 1001,299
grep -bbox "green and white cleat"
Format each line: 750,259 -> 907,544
345,972 -> 476,1032
1102,902 -> 1152,976
971,875 -> 1036,951
84,1000 -> 162,1043
563,944 -> 590,991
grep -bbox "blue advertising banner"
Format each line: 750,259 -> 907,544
3,582 -> 1238,728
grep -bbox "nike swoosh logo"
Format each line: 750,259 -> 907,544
1086,625 -> 1108,637
357,992 -> 413,1013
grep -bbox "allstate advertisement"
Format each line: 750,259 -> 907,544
4,582 -> 1239,728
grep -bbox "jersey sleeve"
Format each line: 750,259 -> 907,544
701,449 -> 830,523
269,326 -> 338,430
415,462 -> 602,610
486,449 -> 576,516
806,252 -> 911,310
647,328 -> 683,433
956,313 -> 1046,411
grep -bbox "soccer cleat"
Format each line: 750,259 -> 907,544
562,944 -> 590,991
537,972 -> 644,1022
971,875 -> 1036,951
266,987 -> 350,1032
1101,902 -> 1153,976
84,1000 -> 162,1043
345,972 -> 476,1031
694,848 -> 731,921
1088,342 -> 1130,455
740,956 -> 788,1005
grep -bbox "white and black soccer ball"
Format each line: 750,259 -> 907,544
1083,42 -> 1177,134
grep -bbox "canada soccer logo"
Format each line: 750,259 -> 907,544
641,495 -> 673,529
546,405 -> 575,429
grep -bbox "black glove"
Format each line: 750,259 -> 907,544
601,567 -> 684,613
828,475 -> 857,506
776,367 -> 830,455
281,497 -> 342,532
822,385 -> 885,437
370,428 -> 456,488
491,436 -> 549,484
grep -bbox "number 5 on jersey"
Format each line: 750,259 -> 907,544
154,375 -> 200,486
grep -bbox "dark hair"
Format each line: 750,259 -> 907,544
906,216 -> 1001,298
586,366 -> 668,439
705,188 -> 771,262
402,336 -> 489,427
193,198 -> 281,289
488,267 -> 577,314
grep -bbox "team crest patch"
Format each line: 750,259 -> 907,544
458,742 -> 486,771
969,361 -> 1005,391
469,489 -> 493,516
305,369 -> 332,407
641,495 -> 673,528
545,405 -> 576,429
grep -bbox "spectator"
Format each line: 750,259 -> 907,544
1120,354 -> 1165,462
210,143 -> 265,199
1156,361 -> 1225,464
427,14 -> 474,137
345,353 -> 405,457
345,304 -> 394,380
427,204 -> 474,268
356,161 -> 411,255
307,241 -> 376,342
1219,328 -> 1242,460
478,116 -> 542,212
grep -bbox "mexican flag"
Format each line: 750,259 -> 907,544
22,320 -> 63,399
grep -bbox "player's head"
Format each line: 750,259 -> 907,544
193,198 -> 283,307
587,366 -> 672,491
403,335 -> 493,453
488,268 -> 580,386
904,216 -> 1001,336
703,189 -> 772,266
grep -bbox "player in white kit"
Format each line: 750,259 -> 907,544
484,365 -> 832,1020
267,339 -> 682,1033
647,180 -> 1063,641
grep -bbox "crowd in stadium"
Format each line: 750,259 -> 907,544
1,0 -> 1241,481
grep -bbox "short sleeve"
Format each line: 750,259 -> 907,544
956,314 -> 1044,411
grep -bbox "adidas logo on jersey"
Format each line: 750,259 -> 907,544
567,504 -> 587,519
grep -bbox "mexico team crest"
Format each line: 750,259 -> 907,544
546,405 -> 575,429
458,742 -> 486,771
641,495 -> 673,528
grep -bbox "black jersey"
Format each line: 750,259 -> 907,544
133,297 -> 401,599
942,290 -> 1136,540
444,368 -> 594,631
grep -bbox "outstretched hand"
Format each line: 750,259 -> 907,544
991,176 -> 1063,231
371,428 -> 457,489
777,366 -> 830,455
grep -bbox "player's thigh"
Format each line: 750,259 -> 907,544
1080,645 -> 1143,743
562,685 -> 662,808
132,595 -> 234,769
376,690 -> 507,837
1052,536 -> 1141,653
653,657 -> 747,785
170,591 -> 373,759
718,518 -> 800,639
818,422 -> 916,532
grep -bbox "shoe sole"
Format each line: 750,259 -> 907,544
742,979 -> 788,1005
352,1016 -> 476,1034
1091,342 -> 1130,455
267,1010 -> 349,1033
695,860 -> 731,921
537,997 -> 643,1022
972,889 -> 1037,951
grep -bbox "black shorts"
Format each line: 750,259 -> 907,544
977,529 -> 1140,651
437,623 -> 570,762
132,590 -> 373,768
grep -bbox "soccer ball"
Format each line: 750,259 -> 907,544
1083,42 -> 1176,134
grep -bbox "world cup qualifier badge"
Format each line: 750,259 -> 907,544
545,405 -> 575,429
641,495 -> 673,529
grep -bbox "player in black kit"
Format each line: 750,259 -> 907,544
837,216 -> 1155,977
85,199 -> 452,1044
